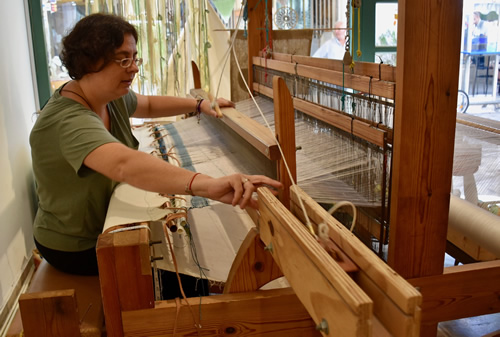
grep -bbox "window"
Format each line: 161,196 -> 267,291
209,0 -> 348,31
41,0 -> 85,92
374,2 -> 398,65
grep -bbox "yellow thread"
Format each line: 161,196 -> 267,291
357,7 -> 362,59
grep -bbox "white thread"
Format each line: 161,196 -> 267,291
318,222 -> 330,240
231,45 -> 315,236
318,201 -> 357,241
213,0 -> 248,101
108,224 -> 151,234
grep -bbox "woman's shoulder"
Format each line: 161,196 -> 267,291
35,93 -> 99,130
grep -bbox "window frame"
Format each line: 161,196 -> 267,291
353,0 -> 398,64
27,0 -> 51,108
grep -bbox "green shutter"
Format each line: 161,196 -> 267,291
27,0 -> 51,108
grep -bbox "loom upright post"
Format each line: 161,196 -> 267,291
191,61 -> 202,89
273,76 -> 296,209
96,228 -> 154,337
389,0 -> 463,335
247,0 -> 273,94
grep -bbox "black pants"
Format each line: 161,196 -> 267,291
157,269 -> 209,300
34,239 -> 209,297
34,238 -> 99,275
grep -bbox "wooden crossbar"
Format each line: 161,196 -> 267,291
253,82 -> 391,147
190,88 -> 280,160
270,52 -> 397,83
257,187 -> 374,337
409,260 -> 500,324
122,288 -> 318,336
253,57 -> 396,100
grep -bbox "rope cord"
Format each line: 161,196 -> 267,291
231,46 -> 315,237
318,201 -> 358,241
213,0 -> 248,101
164,222 -> 202,336
341,63 -> 346,112
185,220 -> 210,324
151,124 -> 209,325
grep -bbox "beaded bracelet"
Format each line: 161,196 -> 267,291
196,98 -> 204,122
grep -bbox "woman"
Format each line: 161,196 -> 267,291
30,13 -> 281,276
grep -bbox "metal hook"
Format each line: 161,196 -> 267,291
377,55 -> 384,81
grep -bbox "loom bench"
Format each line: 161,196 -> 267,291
6,259 -> 104,337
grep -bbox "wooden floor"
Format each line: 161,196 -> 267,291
437,314 -> 500,337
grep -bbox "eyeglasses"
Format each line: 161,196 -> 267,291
114,57 -> 143,68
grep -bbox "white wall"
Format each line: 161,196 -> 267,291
0,1 -> 229,322
0,0 -> 38,318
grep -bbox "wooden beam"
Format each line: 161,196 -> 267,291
292,98 -> 388,148
355,273 -> 421,337
224,227 -> 283,293
408,260 -> 500,323
222,107 -> 280,160
122,288 -> 320,336
253,57 -> 396,99
290,186 -> 421,314
256,187 -> 373,337
190,88 -> 280,160
271,52 -> 397,83
95,233 -> 123,337
289,186 -> 421,337
456,113 -> 500,135
19,289 -> 80,337
253,82 -> 274,98
273,76 -> 296,208
96,228 -> 155,337
191,61 -> 201,89
388,0 -> 463,278
247,0 -> 272,94
252,82 -> 392,147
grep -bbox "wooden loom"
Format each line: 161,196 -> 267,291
96,74 -> 422,336
95,1 -> 500,336
240,1 -> 500,337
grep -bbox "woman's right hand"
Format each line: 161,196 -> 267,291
200,97 -> 235,118
202,174 -> 282,209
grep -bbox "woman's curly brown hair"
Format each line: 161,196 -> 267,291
60,13 -> 138,80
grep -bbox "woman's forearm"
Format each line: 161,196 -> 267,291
84,142 -> 212,197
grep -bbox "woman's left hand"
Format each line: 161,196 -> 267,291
207,174 -> 282,209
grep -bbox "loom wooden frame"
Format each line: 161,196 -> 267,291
96,57 -> 420,337
95,186 -> 422,337
95,1 -> 500,336
96,97 -> 421,335
243,1 -> 500,336
251,57 -> 393,244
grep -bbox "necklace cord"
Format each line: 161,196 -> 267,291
61,84 -> 94,111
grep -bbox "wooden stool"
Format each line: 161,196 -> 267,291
6,259 -> 104,337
